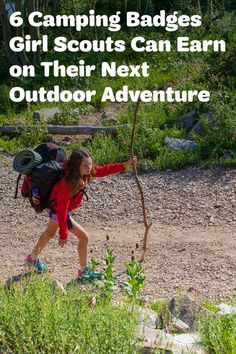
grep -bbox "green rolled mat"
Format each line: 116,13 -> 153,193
13,149 -> 43,175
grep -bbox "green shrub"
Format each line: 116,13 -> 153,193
0,274 -> 138,354
195,102 -> 236,160
49,109 -> 81,126
86,133 -> 127,165
154,147 -> 201,170
199,312 -> 236,353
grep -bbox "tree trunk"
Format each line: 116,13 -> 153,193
27,0 -> 41,65
124,0 -> 127,14
92,0 -> 97,40
220,0 -> 225,14
0,125 -> 128,135
207,0 -> 213,15
137,0 -> 141,14
145,0 -> 154,15
52,0 -> 59,17
192,0 -> 201,12
15,0 -> 29,65
0,0 -> 22,65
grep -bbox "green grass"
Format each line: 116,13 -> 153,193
180,297 -> 236,354
198,305 -> 236,354
150,299 -> 168,314
1,273 -> 236,353
0,273 -> 139,354
150,296 -> 236,354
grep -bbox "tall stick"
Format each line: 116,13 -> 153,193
130,98 -> 152,262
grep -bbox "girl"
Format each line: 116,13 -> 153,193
25,148 -> 137,279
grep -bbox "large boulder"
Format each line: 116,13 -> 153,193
164,137 -> 198,151
168,295 -> 204,331
33,107 -> 61,123
187,111 -> 215,139
179,110 -> 198,132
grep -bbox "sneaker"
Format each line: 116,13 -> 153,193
25,254 -> 48,272
78,267 -> 101,282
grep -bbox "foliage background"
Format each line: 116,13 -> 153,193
0,0 -> 235,169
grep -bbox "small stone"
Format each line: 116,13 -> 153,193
214,203 -> 222,208
32,111 -> 41,122
141,295 -> 149,304
217,304 -> 236,315
172,317 -> 190,332
62,136 -> 73,142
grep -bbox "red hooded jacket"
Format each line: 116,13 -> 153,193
49,162 -> 125,240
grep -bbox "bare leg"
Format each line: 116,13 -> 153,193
32,218 -> 58,256
69,219 -> 89,267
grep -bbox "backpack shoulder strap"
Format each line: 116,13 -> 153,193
14,174 -> 22,199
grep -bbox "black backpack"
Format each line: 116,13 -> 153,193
14,143 -> 67,213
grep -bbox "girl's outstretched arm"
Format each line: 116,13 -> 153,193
93,156 -> 137,178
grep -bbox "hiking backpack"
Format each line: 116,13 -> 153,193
13,143 -> 67,213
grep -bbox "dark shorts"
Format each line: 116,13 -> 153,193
46,209 -> 73,230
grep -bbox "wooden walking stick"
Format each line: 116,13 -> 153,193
130,98 -> 152,262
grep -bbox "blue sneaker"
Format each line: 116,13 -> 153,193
25,254 -> 48,272
78,267 -> 101,282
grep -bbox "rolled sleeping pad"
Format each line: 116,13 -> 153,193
13,149 -> 43,175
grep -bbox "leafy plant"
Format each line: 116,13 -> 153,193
198,312 -> 236,353
49,108 -> 80,126
96,248 -> 116,294
122,260 -> 145,298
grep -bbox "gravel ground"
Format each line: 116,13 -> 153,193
0,154 -> 235,300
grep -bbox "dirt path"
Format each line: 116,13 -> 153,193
0,155 -> 235,301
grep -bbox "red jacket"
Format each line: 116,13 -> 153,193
49,162 -> 125,240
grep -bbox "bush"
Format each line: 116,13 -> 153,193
199,312 -> 236,353
195,102 -> 236,160
0,274 -> 138,354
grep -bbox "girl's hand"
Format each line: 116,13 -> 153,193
123,156 -> 137,168
59,238 -> 67,248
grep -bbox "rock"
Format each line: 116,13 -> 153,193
187,111 -> 214,139
102,111 -> 116,119
101,117 -> 119,126
141,295 -> 150,304
168,295 -> 204,331
171,333 -> 205,353
139,307 -> 158,328
156,305 -> 172,330
214,202 -> 222,208
179,110 -> 198,132
32,111 -> 41,122
137,324 -> 205,353
209,216 -> 214,223
172,317 -> 190,332
217,303 -> 236,315
33,107 -> 61,123
62,136 -> 73,142
164,137 -> 198,151
186,121 -> 204,139
71,108 -> 81,116
223,153 -> 234,160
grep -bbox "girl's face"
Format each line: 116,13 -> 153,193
79,157 -> 93,176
